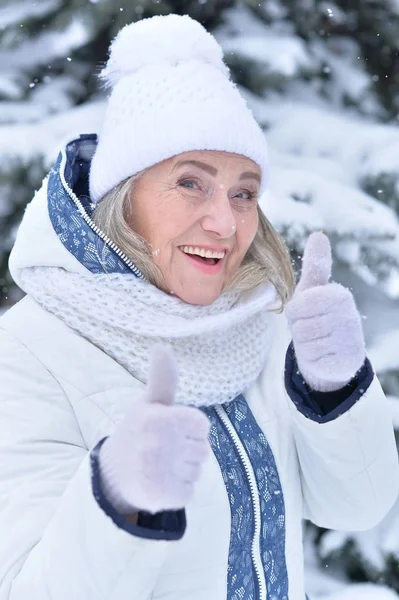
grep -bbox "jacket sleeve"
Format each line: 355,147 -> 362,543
0,328 -> 184,600
284,338 -> 399,531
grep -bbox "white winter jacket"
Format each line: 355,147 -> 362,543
0,136 -> 398,600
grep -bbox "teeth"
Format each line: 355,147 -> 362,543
181,246 -> 225,259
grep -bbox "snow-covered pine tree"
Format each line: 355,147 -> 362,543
216,1 -> 399,291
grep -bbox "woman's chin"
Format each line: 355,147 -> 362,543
171,281 -> 225,306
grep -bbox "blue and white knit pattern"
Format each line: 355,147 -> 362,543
225,396 -> 289,600
204,405 -> 257,599
204,396 -> 289,600
47,143 -> 132,276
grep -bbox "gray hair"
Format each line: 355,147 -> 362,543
92,173 -> 295,309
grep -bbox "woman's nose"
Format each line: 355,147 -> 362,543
200,194 -> 236,239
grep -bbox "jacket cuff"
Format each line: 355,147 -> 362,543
284,342 -> 374,423
90,438 -> 186,541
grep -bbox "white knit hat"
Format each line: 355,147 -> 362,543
89,14 -> 269,205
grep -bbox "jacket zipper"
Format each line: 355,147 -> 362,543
215,405 -> 267,600
59,148 -> 144,279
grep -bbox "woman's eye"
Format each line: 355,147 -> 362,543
235,190 -> 257,201
179,179 -> 198,190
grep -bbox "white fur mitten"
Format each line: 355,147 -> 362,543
99,345 -> 210,515
285,232 -> 366,392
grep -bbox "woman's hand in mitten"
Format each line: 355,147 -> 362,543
285,232 -> 366,392
99,345 -> 210,515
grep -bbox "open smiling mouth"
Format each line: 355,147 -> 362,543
178,245 -> 226,267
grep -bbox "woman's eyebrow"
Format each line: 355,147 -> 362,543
173,160 -> 217,176
239,171 -> 261,183
173,160 -> 261,183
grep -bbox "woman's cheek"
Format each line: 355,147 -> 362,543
239,213 -> 258,252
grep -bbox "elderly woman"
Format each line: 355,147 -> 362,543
0,14 -> 397,600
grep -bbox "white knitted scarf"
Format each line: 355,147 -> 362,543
20,267 -> 278,407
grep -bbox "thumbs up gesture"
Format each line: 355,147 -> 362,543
285,232 -> 366,392
99,346 -> 210,515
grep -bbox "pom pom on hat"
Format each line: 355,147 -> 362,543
100,14 -> 229,88
89,14 -> 269,205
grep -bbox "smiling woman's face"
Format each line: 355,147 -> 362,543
127,150 -> 261,306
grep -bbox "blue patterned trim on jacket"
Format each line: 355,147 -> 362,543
204,404 -> 257,599
224,396 -> 289,600
47,136 -> 134,276
203,396 -> 289,600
